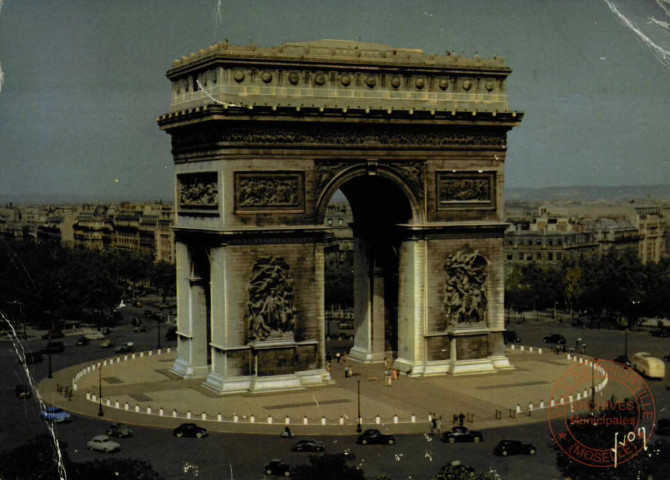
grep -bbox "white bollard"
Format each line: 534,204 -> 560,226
411,414 -> 416,423
529,346 -> 533,352
160,408 -> 164,416
173,409 -> 177,418
132,353 -> 136,359
516,404 -> 521,413
340,416 -> 344,425
187,411 -> 192,419
394,415 -> 398,424
550,398 -> 555,407
321,417 -> 326,425
86,393 -> 91,400
147,407 -> 152,415
135,405 -> 140,413
92,394 -> 97,402
520,346 -> 525,351
148,351 -> 152,356
140,352 -> 144,358
234,414 -> 239,423
376,415 -> 381,424
217,414 -> 222,422
285,417 -> 290,425
125,402 -> 130,411
303,417 -> 308,425
540,400 -> 545,409
250,415 -> 255,423
538,348 -> 542,354
115,401 -> 119,409
267,415 -> 273,424
202,413 -> 206,421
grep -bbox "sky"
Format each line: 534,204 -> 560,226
0,0 -> 669,203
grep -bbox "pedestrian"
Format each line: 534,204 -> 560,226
436,416 -> 442,433
458,412 -> 465,427
384,357 -> 389,370
386,374 -> 392,387
392,368 -> 398,381
336,352 -> 341,363
343,351 -> 347,363
344,367 -> 349,378
431,416 -> 437,432
429,413 -> 434,434
348,366 -> 353,377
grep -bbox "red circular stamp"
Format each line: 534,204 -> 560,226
547,359 -> 656,468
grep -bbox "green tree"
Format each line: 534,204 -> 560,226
71,458 -> 164,480
0,434 -> 69,480
431,461 -> 500,480
293,453 -> 365,480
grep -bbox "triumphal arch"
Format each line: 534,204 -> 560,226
157,40 -> 523,393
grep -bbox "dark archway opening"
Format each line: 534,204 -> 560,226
339,175 -> 413,357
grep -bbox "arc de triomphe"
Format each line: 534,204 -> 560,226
157,40 -> 523,394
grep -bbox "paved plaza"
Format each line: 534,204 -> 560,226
37,346 -> 602,436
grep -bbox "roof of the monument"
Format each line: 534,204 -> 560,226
170,38 -> 507,72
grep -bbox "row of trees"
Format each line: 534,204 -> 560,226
505,249 -> 670,324
0,238 -> 175,329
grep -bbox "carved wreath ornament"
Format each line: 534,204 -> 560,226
443,249 -> 488,326
246,257 -> 295,341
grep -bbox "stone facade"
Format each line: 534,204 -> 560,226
157,40 -> 523,390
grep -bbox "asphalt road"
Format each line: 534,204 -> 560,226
2,309 -> 670,479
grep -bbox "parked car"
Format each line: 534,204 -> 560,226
291,439 -> 326,452
264,459 -> 294,477
40,341 -> 65,354
133,301 -> 143,307
132,317 -> 143,327
503,331 -> 521,344
40,407 -> 71,423
173,423 -> 208,438
86,435 -> 120,453
650,328 -> 670,338
134,325 -> 150,333
41,330 -> 64,340
23,352 -> 43,364
543,334 -> 567,345
100,339 -> 115,348
356,429 -> 396,445
633,352 -> 666,379
493,439 -> 536,456
144,310 -> 154,318
106,423 -> 132,438
75,336 -> 89,346
441,426 -> 484,443
15,384 -> 31,398
84,331 -> 105,341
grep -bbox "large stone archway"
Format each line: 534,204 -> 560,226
157,40 -> 523,393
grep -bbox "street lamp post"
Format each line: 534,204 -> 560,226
356,377 -> 362,433
47,337 -> 53,379
156,312 -> 162,350
98,362 -> 104,417
591,357 -> 598,408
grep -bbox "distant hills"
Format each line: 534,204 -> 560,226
3,185 -> 670,206
505,185 -> 670,203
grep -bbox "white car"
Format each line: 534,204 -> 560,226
86,435 -> 120,453
633,352 -> 666,379
84,331 -> 105,340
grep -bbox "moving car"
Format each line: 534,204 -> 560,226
503,331 -> 521,343
114,343 -> 134,353
543,334 -> 566,345
100,339 -> 115,348
15,384 -> 31,398
173,423 -> 208,438
614,355 -> 632,367
84,331 -> 105,340
75,336 -> 89,346
23,352 -> 43,364
40,341 -> 65,354
107,423 -> 132,438
264,459 -> 294,477
650,328 -> 670,338
291,439 -> 326,452
633,352 -> 666,379
86,435 -> 120,453
441,426 -> 484,443
356,429 -> 396,445
493,439 -> 536,456
40,407 -> 71,423
41,330 -> 64,339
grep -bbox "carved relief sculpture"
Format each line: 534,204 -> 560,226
178,172 -> 218,208
437,172 -> 495,209
443,248 -> 488,326
235,172 -> 304,211
247,257 -> 296,341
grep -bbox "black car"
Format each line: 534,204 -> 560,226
441,426 -> 484,443
502,331 -> 521,344
614,355 -> 632,366
40,341 -> 65,354
543,334 -> 566,345
107,423 -> 133,438
264,459 -> 294,477
650,328 -> 670,338
23,352 -> 43,364
356,429 -> 396,445
173,423 -> 208,438
41,330 -> 64,340
15,384 -> 31,398
493,439 -> 536,456
291,439 -> 325,452
656,419 -> 670,436
132,317 -> 144,326
75,336 -> 89,346
165,326 -> 178,341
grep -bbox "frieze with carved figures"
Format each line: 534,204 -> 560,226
443,248 -> 488,327
436,171 -> 495,210
235,172 -> 304,212
177,172 -> 218,210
